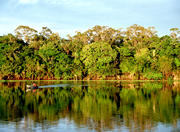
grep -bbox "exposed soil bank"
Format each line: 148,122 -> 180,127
0,72 -> 180,81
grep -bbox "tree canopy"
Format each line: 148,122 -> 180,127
0,24 -> 179,80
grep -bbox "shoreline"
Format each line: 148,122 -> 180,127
0,79 -> 179,82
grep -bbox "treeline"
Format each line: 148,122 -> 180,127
0,24 -> 180,80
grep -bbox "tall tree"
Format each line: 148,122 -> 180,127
124,24 -> 157,50
80,42 -> 118,78
14,25 -> 38,43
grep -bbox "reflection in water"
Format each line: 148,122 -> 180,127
0,81 -> 180,131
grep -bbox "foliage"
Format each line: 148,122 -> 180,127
80,42 -> 118,77
0,25 -> 179,80
142,70 -> 163,80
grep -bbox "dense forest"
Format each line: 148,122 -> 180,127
0,24 -> 180,80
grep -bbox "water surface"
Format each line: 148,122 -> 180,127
0,81 -> 180,132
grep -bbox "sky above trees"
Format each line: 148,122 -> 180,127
0,0 -> 180,37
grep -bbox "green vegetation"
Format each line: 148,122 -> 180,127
0,25 -> 180,80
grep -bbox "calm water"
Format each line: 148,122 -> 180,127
0,81 -> 180,132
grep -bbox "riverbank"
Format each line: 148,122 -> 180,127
0,79 -> 179,82
0,73 -> 180,81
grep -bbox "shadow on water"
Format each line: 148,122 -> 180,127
0,81 -> 180,131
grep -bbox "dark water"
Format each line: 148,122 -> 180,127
0,81 -> 180,132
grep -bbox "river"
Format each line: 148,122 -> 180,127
0,81 -> 180,132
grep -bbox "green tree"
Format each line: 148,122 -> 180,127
0,34 -> 25,79
80,42 -> 118,78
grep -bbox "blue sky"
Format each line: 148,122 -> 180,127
0,0 -> 179,37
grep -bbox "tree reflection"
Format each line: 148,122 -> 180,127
0,81 -> 180,131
